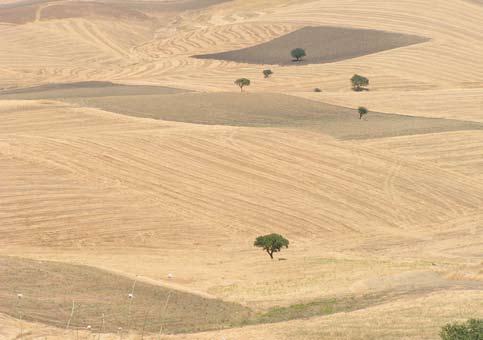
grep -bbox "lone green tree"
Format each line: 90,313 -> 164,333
291,48 -> 306,62
254,234 -> 289,259
440,319 -> 482,340
263,69 -> 273,78
358,106 -> 368,119
234,78 -> 250,92
351,74 -> 369,91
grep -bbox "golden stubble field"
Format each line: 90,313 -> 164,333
0,0 -> 482,339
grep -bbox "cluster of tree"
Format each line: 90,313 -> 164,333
234,49 -> 370,120
234,48 -> 308,91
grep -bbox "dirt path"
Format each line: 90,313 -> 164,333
34,0 -> 64,23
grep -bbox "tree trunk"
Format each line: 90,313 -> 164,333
267,250 -> 274,259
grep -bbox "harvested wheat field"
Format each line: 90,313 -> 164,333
0,0 -> 482,339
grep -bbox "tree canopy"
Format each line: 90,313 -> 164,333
358,106 -> 368,119
254,233 -> 289,259
351,74 -> 369,91
263,69 -> 273,78
234,78 -> 251,92
291,48 -> 306,61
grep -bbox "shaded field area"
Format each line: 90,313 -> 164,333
0,256 -> 252,334
0,0 -> 231,24
66,92 -> 482,140
0,81 -> 187,99
39,2 -> 149,22
0,1 -> 38,24
194,26 -> 429,65
104,0 -> 233,12
0,1 -> 146,25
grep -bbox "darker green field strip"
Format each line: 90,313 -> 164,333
0,81 -> 188,100
0,256 -> 251,334
243,295 -> 378,326
194,26 -> 430,66
252,298 -> 339,324
243,285 -> 476,326
65,92 -> 483,140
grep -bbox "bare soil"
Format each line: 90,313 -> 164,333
41,2 -> 150,21
104,0 -> 233,12
0,256 -> 252,334
0,0 -> 232,24
0,81 -> 187,99
194,26 -> 430,65
0,3 -> 36,24
67,92 -> 482,140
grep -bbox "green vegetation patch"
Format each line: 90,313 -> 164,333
255,298 -> 337,323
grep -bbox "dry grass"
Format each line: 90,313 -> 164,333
2,290 -> 482,339
0,0 -> 482,339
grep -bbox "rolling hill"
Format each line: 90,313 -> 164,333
0,0 -> 482,339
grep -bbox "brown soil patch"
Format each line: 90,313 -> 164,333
0,3 -> 37,24
67,92 -> 482,140
103,0 -> 233,12
41,2 -> 149,21
0,1 -> 150,24
0,256 -> 251,334
0,81 -> 187,99
194,26 -> 429,65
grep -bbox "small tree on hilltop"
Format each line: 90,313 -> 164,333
440,319 -> 482,340
351,74 -> 369,91
234,78 -> 250,92
263,69 -> 273,78
254,233 -> 289,259
291,48 -> 306,62
358,106 -> 368,119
